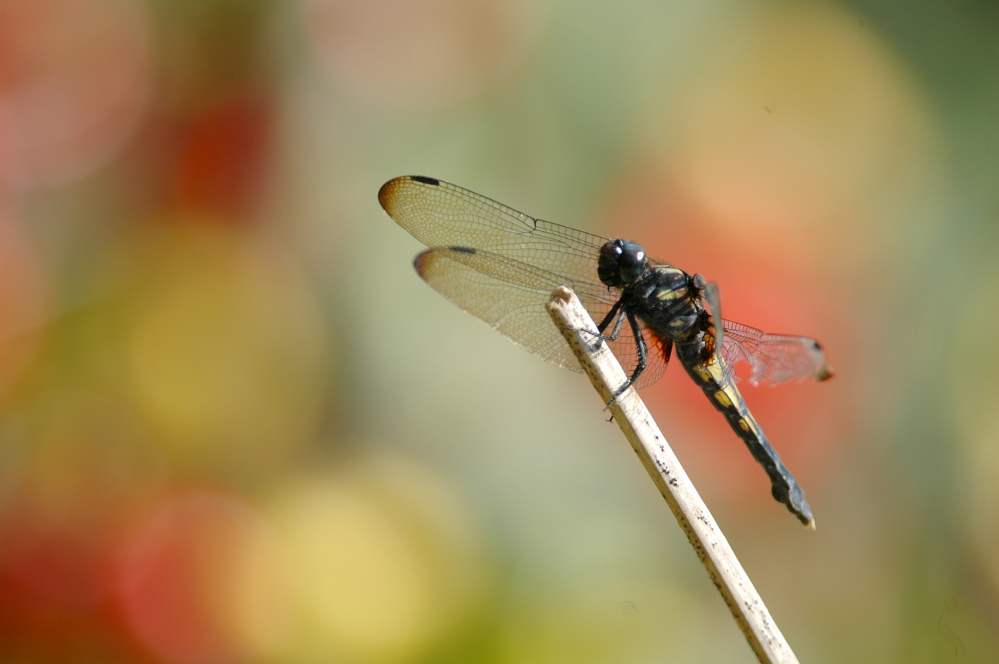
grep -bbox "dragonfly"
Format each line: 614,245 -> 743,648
378,175 -> 832,527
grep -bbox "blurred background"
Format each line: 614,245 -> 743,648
0,0 -> 996,661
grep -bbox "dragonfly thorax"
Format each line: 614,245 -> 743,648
625,265 -> 702,340
598,239 -> 648,288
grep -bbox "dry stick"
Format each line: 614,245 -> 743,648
546,287 -> 800,664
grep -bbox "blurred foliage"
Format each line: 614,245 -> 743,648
1,0 -> 998,662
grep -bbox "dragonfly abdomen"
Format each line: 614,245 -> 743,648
675,338 -> 815,527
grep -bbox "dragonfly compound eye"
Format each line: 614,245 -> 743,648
598,240 -> 626,287
617,241 -> 647,284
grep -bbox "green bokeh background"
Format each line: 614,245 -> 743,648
1,1 -> 997,662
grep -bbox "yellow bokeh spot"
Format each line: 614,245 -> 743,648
224,454 -> 487,662
125,226 -> 329,469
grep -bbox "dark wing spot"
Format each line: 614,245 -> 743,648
449,246 -> 476,254
378,176 -> 440,213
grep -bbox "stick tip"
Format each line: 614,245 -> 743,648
549,285 -> 574,304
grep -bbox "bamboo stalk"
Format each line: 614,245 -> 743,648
546,286 -> 800,664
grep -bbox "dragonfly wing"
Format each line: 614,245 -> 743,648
701,280 -> 723,346
691,277 -> 736,383
415,247 -> 670,387
379,176 -> 608,283
719,319 -> 833,386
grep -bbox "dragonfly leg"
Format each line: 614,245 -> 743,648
607,310 -> 646,405
602,306 -> 627,342
581,299 -> 624,350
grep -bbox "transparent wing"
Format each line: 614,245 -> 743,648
415,247 -> 668,388
698,277 -> 725,352
719,319 -> 834,387
379,175 -> 608,283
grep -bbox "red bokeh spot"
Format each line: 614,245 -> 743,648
166,97 -> 275,220
0,0 -> 149,190
0,500 -> 124,660
111,491 -> 256,664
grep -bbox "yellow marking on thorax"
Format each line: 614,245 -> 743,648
655,286 -> 688,301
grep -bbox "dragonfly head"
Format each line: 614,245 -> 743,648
598,239 -> 647,288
